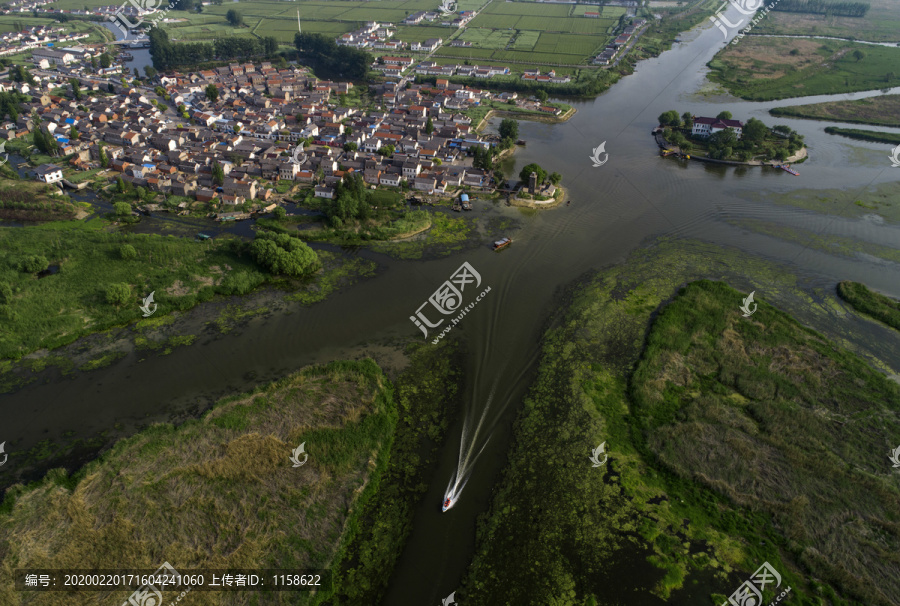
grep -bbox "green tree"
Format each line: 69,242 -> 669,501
119,244 -> 138,260
273,206 -> 286,220
549,171 -> 562,185
519,163 -> 547,185
205,83 -> 218,103
69,125 -> 78,140
226,8 -> 243,26
211,161 -> 224,185
425,116 -> 434,134
681,112 -> 693,128
379,144 -> 395,157
99,53 -> 111,69
852,49 -> 865,61
716,110 -> 733,120
114,202 -> 132,216
742,117 -> 768,145
18,255 -> 49,274
343,142 -> 358,152
249,231 -> 320,277
144,65 -> 158,78
658,110 -> 680,127
105,282 -> 131,308
499,118 -> 519,141
535,89 -> 549,103
99,145 -> 109,168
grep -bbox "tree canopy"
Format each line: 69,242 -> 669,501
294,32 -> 371,81
250,231 -> 320,278
519,163 -> 547,185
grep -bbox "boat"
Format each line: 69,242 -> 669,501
493,237 -> 512,251
442,497 -> 453,512
197,233 -> 211,240
775,164 -> 799,176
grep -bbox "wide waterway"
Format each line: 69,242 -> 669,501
4,7 -> 900,605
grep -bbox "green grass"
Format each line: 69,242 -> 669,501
708,36 -> 900,100
837,280 -> 900,332
824,126 -> 900,145
0,359 -> 399,606
770,94 -> 900,127
457,245 -> 900,605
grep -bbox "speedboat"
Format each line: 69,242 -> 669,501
442,497 -> 453,512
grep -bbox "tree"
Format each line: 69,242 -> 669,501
249,231 -> 320,277
742,117 -> 768,144
681,112 -> 693,128
144,65 -> 157,78
99,145 -> 109,168
379,144 -> 395,157
549,172 -> 562,185
105,282 -> 131,308
519,163 -> 547,185
716,110 -> 733,120
114,202 -> 132,216
18,255 -> 49,274
343,142 -> 358,152
205,83 -> 218,103
535,89 -> 549,103
425,116 -> 434,134
69,125 -> 78,140
90,56 -> 97,70
499,118 -> 519,141
108,83 -> 115,93
226,8 -> 243,26
119,244 -> 137,260
658,110 -> 680,127
211,161 -> 224,185
99,53 -> 111,69
273,206 -> 286,220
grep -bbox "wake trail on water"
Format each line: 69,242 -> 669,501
443,381 -> 496,506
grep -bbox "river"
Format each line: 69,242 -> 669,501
5,7 -> 900,605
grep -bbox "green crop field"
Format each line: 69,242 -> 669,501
534,31 -> 604,55
511,29 -> 540,49
458,27 -> 514,48
480,1 -> 573,17
394,25 -> 452,43
571,4 -> 627,17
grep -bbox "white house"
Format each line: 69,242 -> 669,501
35,163 -> 63,183
691,116 -> 744,139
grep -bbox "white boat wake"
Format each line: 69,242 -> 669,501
442,384 -> 496,512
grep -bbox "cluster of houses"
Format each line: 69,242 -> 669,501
335,21 -> 403,51
376,56 -> 514,80
0,25 -> 89,59
403,9 -> 477,28
6,62 -> 540,212
521,69 -> 572,84
592,17 -> 646,66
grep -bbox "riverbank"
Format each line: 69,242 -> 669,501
0,359 -> 399,606
770,94 -> 900,128
837,280 -> 900,333
824,126 -> 900,145
473,105 -> 576,134
457,247 -> 900,604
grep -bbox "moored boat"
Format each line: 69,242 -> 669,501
775,164 -> 799,176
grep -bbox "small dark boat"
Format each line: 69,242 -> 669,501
493,237 -> 512,251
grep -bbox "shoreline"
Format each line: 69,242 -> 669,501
508,185 -> 567,209
475,106 -> 577,133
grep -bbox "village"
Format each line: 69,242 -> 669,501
2,49 -> 572,221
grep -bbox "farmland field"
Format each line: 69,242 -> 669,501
458,27 -> 515,48
480,2 -> 573,17
571,4 -> 627,17
511,30 -> 540,49
394,25 -> 454,43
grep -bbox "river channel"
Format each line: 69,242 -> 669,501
4,7 -> 900,605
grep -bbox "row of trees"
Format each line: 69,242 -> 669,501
294,32 -> 371,81
771,0 -> 869,17
149,27 -> 278,70
0,91 -> 26,122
